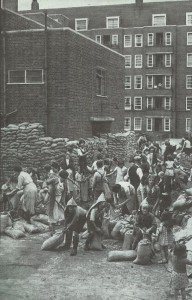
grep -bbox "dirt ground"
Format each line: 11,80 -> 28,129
1,232 -> 192,300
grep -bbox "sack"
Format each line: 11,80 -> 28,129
111,221 -> 124,240
172,195 -> 187,210
133,239 -> 152,265
89,232 -> 103,250
41,232 -> 64,251
102,216 -> 110,239
31,220 -> 49,232
31,214 -> 49,225
5,227 -> 26,239
122,230 -> 133,250
107,250 -> 137,262
186,188 -> 192,196
23,223 -> 41,234
13,220 -> 26,233
0,213 -> 12,233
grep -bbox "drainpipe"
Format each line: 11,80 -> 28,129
44,10 -> 48,135
2,21 -> 6,127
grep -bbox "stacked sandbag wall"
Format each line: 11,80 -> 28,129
1,123 -> 137,181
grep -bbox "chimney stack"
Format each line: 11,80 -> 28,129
31,0 -> 39,11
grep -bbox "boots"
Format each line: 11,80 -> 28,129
70,235 -> 79,256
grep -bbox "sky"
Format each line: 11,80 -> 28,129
18,0 -> 189,10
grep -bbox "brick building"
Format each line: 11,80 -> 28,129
0,6 -> 125,138
18,0 -> 192,139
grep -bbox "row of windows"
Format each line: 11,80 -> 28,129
8,69 -> 44,84
124,117 -> 191,132
124,96 -> 192,110
75,13 -> 192,31
125,75 -> 172,89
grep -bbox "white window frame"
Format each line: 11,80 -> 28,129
165,54 -> 171,67
134,97 -> 142,110
134,54 -> 142,68
186,13 -> 192,26
135,34 -> 143,47
125,97 -> 131,110
152,14 -> 166,26
164,118 -> 170,132
187,53 -> 192,67
186,97 -> 192,110
146,118 -> 153,131
147,75 -> 153,89
95,35 -> 102,44
148,33 -> 154,46
186,75 -> 192,89
125,55 -> 132,68
165,32 -> 172,46
124,117 -> 131,131
134,75 -> 142,89
75,18 -> 88,31
125,76 -> 131,89
186,118 -> 191,132
111,34 -> 119,45
8,69 -> 44,84
147,54 -> 153,67
134,117 -> 142,131
147,97 -> 154,109
165,75 -> 171,89
187,32 -> 192,46
106,16 -> 119,29
124,35 -> 132,47
164,97 -> 171,110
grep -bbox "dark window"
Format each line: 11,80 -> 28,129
96,68 -> 106,96
9,70 -> 25,83
8,69 -> 43,84
26,70 -> 43,83
155,54 -> 164,67
154,118 -> 163,131
156,32 -> 164,46
103,35 -> 110,46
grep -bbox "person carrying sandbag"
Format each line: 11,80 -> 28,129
131,202 -> 157,250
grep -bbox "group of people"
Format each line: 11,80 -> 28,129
1,135 -> 192,299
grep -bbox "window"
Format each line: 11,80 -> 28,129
164,97 -> 171,110
165,54 -> 171,67
95,35 -> 101,44
134,117 -> 142,131
135,34 -> 143,47
124,35 -> 132,47
187,53 -> 192,67
186,75 -> 192,89
146,118 -> 153,131
125,97 -> 131,110
147,75 -> 153,89
125,76 -> 131,89
111,35 -> 118,45
147,97 -> 153,109
186,13 -> 192,26
75,18 -> 88,31
96,68 -> 106,96
152,14 -> 166,26
134,97 -> 142,110
8,69 -> 43,84
165,75 -> 171,89
165,32 -> 172,45
156,32 -> 164,46
186,118 -> 191,132
186,97 -> 192,110
124,117 -> 131,131
135,55 -> 142,68
103,35 -> 110,46
134,75 -> 142,89
106,16 -> 119,29
125,55 -> 132,68
187,33 -> 192,46
148,33 -> 154,46
164,118 -> 170,131
147,54 -> 153,67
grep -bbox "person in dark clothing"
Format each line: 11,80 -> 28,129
163,141 -> 176,162
157,171 -> 172,215
131,202 -> 157,250
60,147 -> 76,180
128,156 -> 143,209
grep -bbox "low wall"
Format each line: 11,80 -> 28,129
1,123 -> 137,181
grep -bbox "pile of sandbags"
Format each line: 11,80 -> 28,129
0,213 -> 12,233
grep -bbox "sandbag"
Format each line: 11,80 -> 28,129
133,239 -> 152,265
23,223 -> 41,234
13,220 -> 26,233
0,213 -> 12,233
41,232 -> 64,251
30,220 -> 49,232
172,195 -> 187,210
5,227 -> 26,239
122,230 -> 133,250
89,232 -> 103,250
186,188 -> 192,196
31,214 -> 49,225
107,250 -> 137,262
111,221 -> 124,240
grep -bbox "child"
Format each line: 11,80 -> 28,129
157,211 -> 174,264
170,243 -> 192,300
